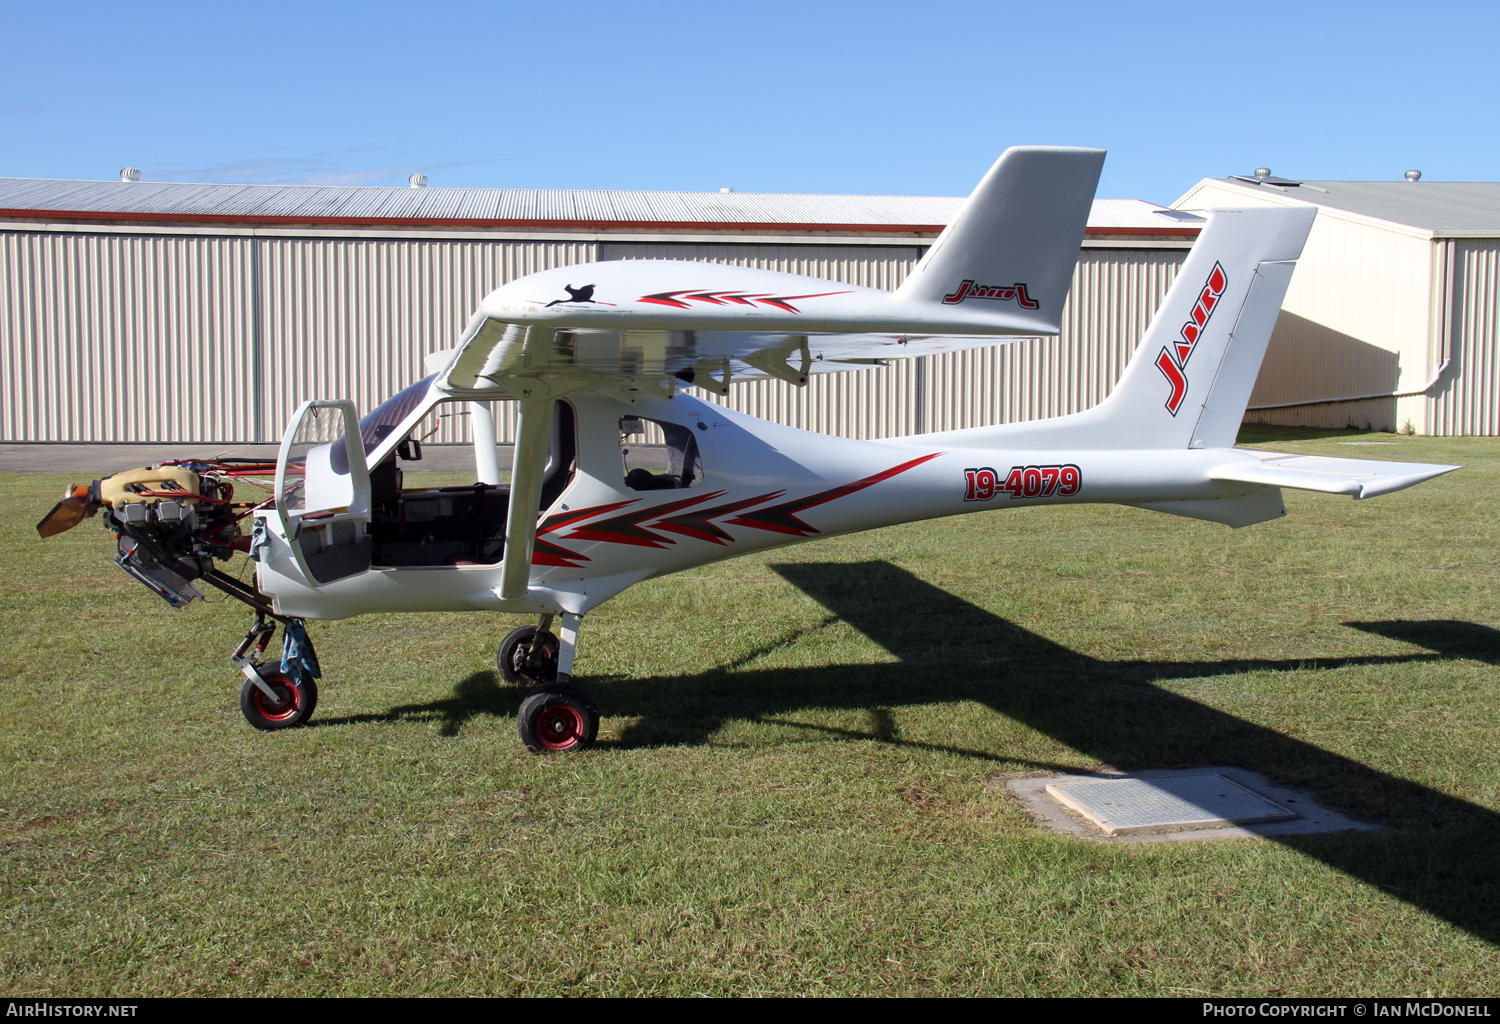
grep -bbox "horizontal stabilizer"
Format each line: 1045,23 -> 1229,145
1210,454 -> 1459,499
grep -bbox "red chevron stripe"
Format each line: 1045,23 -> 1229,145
564,492 -> 723,548
724,453 -> 943,537
650,490 -> 785,545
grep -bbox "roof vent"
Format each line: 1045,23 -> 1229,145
1230,167 -> 1303,188
1405,169 -> 1422,182
720,187 -> 734,193
119,167 -> 140,183
408,173 -> 428,188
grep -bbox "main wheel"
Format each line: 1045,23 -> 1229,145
497,626 -> 559,685
517,683 -> 599,753
239,669 -> 317,731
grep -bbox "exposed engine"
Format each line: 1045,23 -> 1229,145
37,459 -> 278,614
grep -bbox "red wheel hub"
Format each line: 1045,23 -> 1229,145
535,703 -> 585,751
253,677 -> 302,723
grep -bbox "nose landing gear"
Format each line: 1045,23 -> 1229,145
239,668 -> 318,731
230,614 -> 320,731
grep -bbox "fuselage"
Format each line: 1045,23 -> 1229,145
252,389 -> 1267,620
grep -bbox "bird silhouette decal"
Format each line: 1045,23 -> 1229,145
546,284 -> 596,307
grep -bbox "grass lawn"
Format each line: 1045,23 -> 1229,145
1,427 -> 1498,996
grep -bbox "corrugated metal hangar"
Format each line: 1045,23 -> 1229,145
0,176 -> 1196,444
8,167 -> 1498,443
1174,172 -> 1500,435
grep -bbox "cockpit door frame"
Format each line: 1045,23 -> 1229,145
274,399 -> 372,587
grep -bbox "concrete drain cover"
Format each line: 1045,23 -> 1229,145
1004,767 -> 1377,843
1046,773 -> 1295,836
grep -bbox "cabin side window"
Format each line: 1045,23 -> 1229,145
620,416 -> 704,490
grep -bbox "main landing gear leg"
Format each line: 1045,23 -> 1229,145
516,611 -> 599,753
555,612 -> 581,682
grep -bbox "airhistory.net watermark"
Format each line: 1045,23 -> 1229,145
5,1005 -> 137,1017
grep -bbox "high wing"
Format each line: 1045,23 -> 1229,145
431,321 -> 1047,397
431,146 -> 1105,398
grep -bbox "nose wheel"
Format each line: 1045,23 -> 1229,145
239,668 -> 318,731
518,683 -> 599,752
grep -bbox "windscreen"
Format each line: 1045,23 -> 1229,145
331,375 -> 437,473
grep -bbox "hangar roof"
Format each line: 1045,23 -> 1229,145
1180,177 -> 1500,237
0,177 -> 1196,239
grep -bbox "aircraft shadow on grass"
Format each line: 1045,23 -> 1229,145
315,670 -> 519,739
321,560 -> 1500,945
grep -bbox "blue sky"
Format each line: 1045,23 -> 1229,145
2,0 -> 1495,206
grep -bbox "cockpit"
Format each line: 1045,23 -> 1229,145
333,379 -> 578,568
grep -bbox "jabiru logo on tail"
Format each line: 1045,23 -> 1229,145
1155,261 -> 1228,416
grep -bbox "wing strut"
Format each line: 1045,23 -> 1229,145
499,396 -> 554,601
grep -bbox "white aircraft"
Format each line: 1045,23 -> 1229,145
37,147 -> 1458,751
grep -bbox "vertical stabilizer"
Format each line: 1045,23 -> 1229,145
895,146 -> 1104,334
920,206 -> 1316,451
1100,206 -> 1315,449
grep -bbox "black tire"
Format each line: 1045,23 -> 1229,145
497,626 -> 559,685
239,669 -> 317,731
303,676 -> 319,720
517,683 -> 599,753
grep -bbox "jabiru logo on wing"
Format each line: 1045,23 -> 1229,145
941,280 -> 1039,309
1155,262 -> 1227,416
